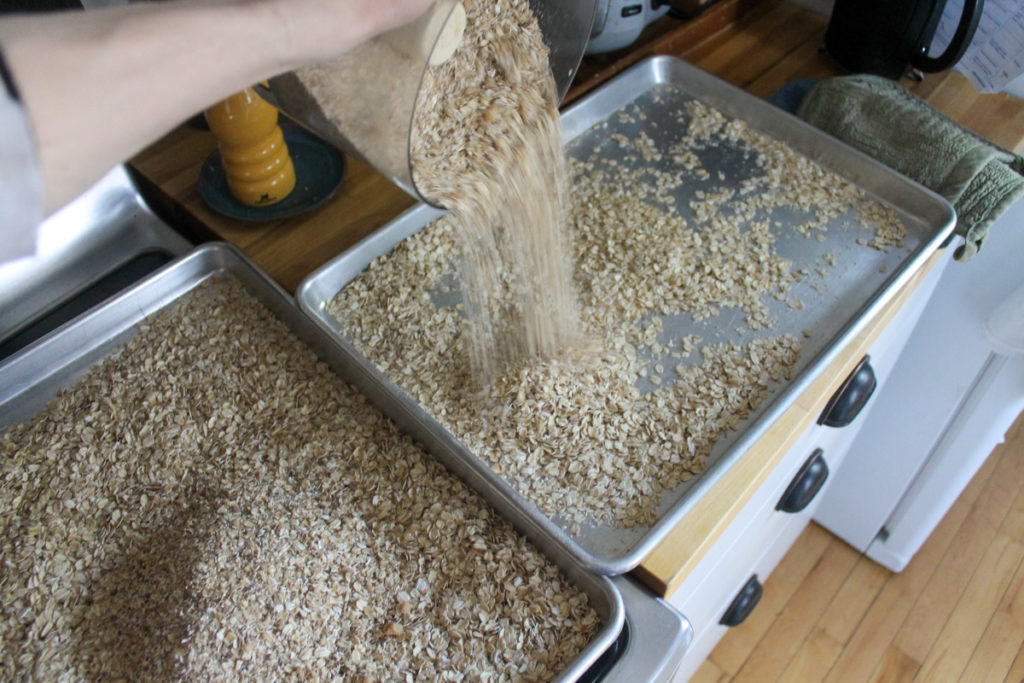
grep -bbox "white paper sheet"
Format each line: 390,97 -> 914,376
935,0 -> 1024,93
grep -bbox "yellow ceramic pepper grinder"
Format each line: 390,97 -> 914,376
204,87 -> 296,207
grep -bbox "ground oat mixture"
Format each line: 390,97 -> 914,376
327,93 -> 906,531
296,0 -> 580,382
408,0 -> 582,381
0,279 -> 599,680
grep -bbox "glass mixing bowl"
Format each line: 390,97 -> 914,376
257,0 -> 598,206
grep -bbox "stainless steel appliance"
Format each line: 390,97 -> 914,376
586,0 -> 672,54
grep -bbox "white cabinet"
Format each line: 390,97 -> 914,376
668,421 -> 849,681
664,267 -> 942,681
815,201 -> 1024,570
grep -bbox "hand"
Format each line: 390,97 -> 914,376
255,0 -> 439,66
0,0 -> 437,215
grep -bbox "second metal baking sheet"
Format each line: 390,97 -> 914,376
297,56 -> 955,574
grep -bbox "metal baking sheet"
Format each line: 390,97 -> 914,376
296,56 -> 956,574
0,243 -> 623,682
0,166 -> 192,362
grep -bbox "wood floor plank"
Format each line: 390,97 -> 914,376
973,478 -> 1020,536
1003,644 -> 1024,683
868,644 -> 920,683
710,523 -> 833,675
892,513 -> 1002,662
1000,484 -> 1024,544
817,556 -> 892,645
771,556 -> 892,682
776,627 -> 843,683
732,539 -> 860,682
893,441 -> 1016,662
821,581 -> 918,683
912,534 -> 1024,682
819,495 -> 973,683
957,540 -> 1024,683
689,657 -> 730,683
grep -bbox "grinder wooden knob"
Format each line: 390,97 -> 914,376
383,0 -> 467,66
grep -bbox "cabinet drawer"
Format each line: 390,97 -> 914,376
669,422 -> 855,681
672,505 -> 812,682
667,347 -> 882,628
667,425 -> 836,632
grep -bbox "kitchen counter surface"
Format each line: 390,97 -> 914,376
131,0 -> 1024,295
129,0 -> 1024,597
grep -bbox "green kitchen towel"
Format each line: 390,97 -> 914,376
795,75 -> 1024,260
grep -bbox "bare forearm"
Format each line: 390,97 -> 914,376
0,0 -> 432,214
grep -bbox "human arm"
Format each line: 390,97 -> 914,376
0,0 -> 434,215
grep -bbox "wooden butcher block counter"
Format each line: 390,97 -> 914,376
129,0 -> 1024,599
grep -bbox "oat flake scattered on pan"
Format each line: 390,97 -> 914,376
327,95 -> 906,532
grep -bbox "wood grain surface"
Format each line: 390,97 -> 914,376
129,0 -> 1024,294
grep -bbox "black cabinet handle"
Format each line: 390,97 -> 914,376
720,575 -> 763,627
777,448 -> 829,513
818,355 -> 876,428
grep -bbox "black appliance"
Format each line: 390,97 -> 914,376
825,0 -> 985,79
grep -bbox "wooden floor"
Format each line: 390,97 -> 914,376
692,411 -> 1024,683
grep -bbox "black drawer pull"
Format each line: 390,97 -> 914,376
720,575 -> 763,627
777,448 -> 829,513
819,355 -> 876,428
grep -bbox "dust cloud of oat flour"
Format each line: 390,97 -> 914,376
409,0 -> 582,380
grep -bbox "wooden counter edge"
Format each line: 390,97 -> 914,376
633,248 -> 946,599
